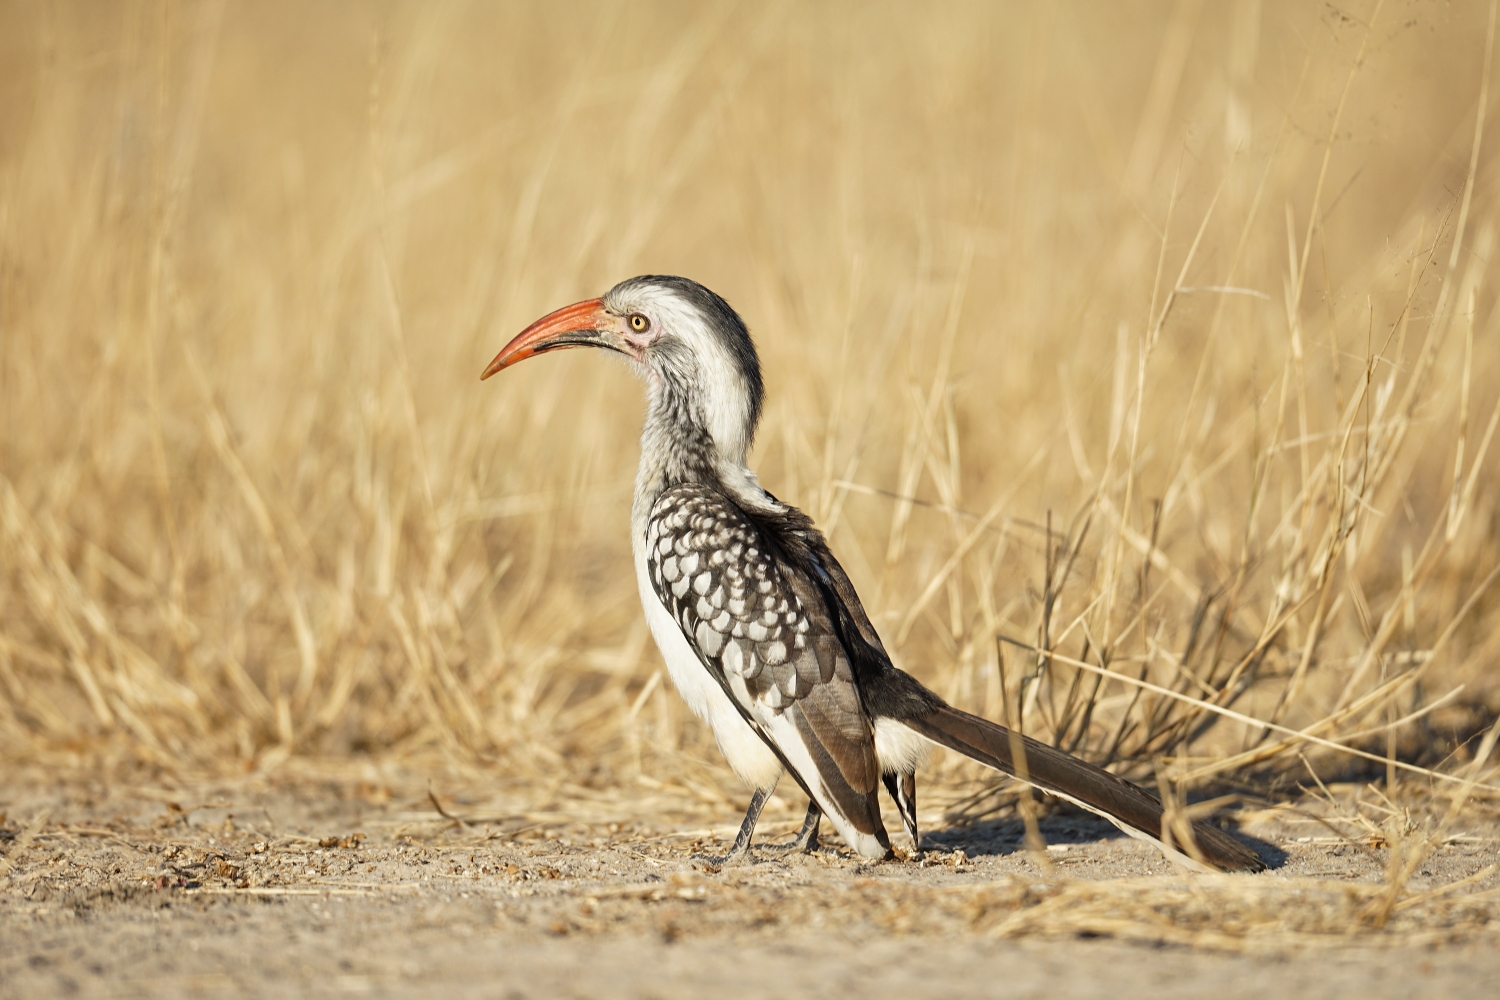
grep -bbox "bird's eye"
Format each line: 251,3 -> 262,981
628,313 -> 650,333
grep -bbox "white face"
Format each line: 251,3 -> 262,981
602,281 -> 759,467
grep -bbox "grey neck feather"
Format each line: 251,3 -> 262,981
631,367 -> 768,536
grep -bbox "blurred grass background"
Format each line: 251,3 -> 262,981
1,0 -> 1497,821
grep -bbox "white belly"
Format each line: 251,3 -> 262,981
633,545 -> 784,791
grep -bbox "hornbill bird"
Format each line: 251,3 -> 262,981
481,275 -> 1264,874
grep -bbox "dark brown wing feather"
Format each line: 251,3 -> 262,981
750,501 -> 1264,874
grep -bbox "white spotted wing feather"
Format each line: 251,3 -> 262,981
644,484 -> 886,855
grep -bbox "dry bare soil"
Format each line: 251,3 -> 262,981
3,769 -> 1498,1000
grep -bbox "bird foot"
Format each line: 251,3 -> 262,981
789,830 -> 820,854
716,845 -> 758,869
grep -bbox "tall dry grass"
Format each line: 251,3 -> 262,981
1,1 -> 1497,825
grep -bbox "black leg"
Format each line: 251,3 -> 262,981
790,802 -> 821,852
723,787 -> 772,865
883,772 -> 919,853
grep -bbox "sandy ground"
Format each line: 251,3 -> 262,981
3,768 -> 1498,999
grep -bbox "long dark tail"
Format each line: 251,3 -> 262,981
905,702 -> 1264,873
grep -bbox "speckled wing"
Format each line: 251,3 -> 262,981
644,484 -> 881,819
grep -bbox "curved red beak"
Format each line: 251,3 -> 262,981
481,297 -> 625,380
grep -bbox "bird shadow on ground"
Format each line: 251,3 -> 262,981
918,811 -> 1286,869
